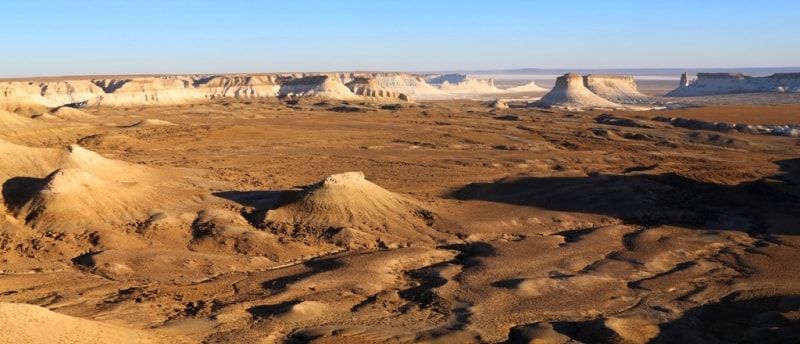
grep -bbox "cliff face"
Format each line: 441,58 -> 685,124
0,72 -> 525,107
533,73 -> 651,110
583,74 -> 649,104
667,72 -> 800,97
533,73 -> 624,109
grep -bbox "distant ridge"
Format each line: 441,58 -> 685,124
463,67 -> 800,77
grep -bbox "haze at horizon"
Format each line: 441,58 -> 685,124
2,0 -> 798,77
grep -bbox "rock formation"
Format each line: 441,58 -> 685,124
0,72 -> 521,108
532,73 -> 625,109
505,80 -> 548,92
488,99 -> 509,109
680,72 -> 690,87
667,72 -> 800,97
583,74 -> 650,104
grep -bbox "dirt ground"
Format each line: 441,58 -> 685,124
1,96 -> 799,343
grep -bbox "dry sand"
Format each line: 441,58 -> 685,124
1,94 -> 799,343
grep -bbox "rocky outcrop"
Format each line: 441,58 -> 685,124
427,74 -> 505,94
583,74 -> 650,104
0,72 -> 522,107
345,76 -> 407,99
679,72 -> 690,87
505,80 -> 547,93
194,75 -> 281,99
277,75 -> 359,100
488,99 -> 509,109
532,73 -> 626,110
94,76 -> 206,106
667,72 -> 800,97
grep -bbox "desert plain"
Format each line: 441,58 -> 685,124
1,73 -> 799,343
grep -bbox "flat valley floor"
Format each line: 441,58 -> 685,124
1,97 -> 800,343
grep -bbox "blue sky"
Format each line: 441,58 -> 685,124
2,1 -> 798,77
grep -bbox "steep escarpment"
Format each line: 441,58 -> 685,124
94,76 -> 205,106
533,73 -> 657,110
667,72 -> 800,96
0,72 -> 529,107
532,73 -> 625,109
583,74 -> 650,104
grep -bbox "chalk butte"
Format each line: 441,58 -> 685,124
533,73 -> 656,110
533,73 -> 625,109
583,74 -> 650,104
667,72 -> 800,96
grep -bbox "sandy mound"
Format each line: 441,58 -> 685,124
259,172 -> 439,246
0,109 -> 44,135
533,73 -> 625,109
73,249 -> 273,283
0,302 -> 172,344
51,106 -> 93,120
77,133 -> 145,150
124,119 -> 178,127
0,139 -> 58,175
505,80 -> 548,92
10,145 -> 207,233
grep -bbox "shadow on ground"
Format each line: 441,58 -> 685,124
452,162 -> 800,236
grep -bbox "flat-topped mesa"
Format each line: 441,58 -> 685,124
532,73 -> 625,110
667,72 -> 800,96
583,74 -> 650,104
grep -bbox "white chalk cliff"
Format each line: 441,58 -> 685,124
583,74 -> 650,104
533,73 -> 626,109
0,72 -> 534,107
532,73 -> 654,110
667,72 -> 800,97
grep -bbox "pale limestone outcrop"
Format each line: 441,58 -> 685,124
667,72 -> 800,96
0,72 -> 520,108
583,74 -> 650,104
532,73 -> 624,109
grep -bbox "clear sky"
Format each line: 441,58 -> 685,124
2,0 -> 798,77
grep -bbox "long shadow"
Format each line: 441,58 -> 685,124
451,166 -> 800,236
212,190 -> 298,209
260,256 -> 343,293
504,294 -> 800,343
2,176 -> 42,211
247,300 -> 301,318
653,293 -> 800,343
